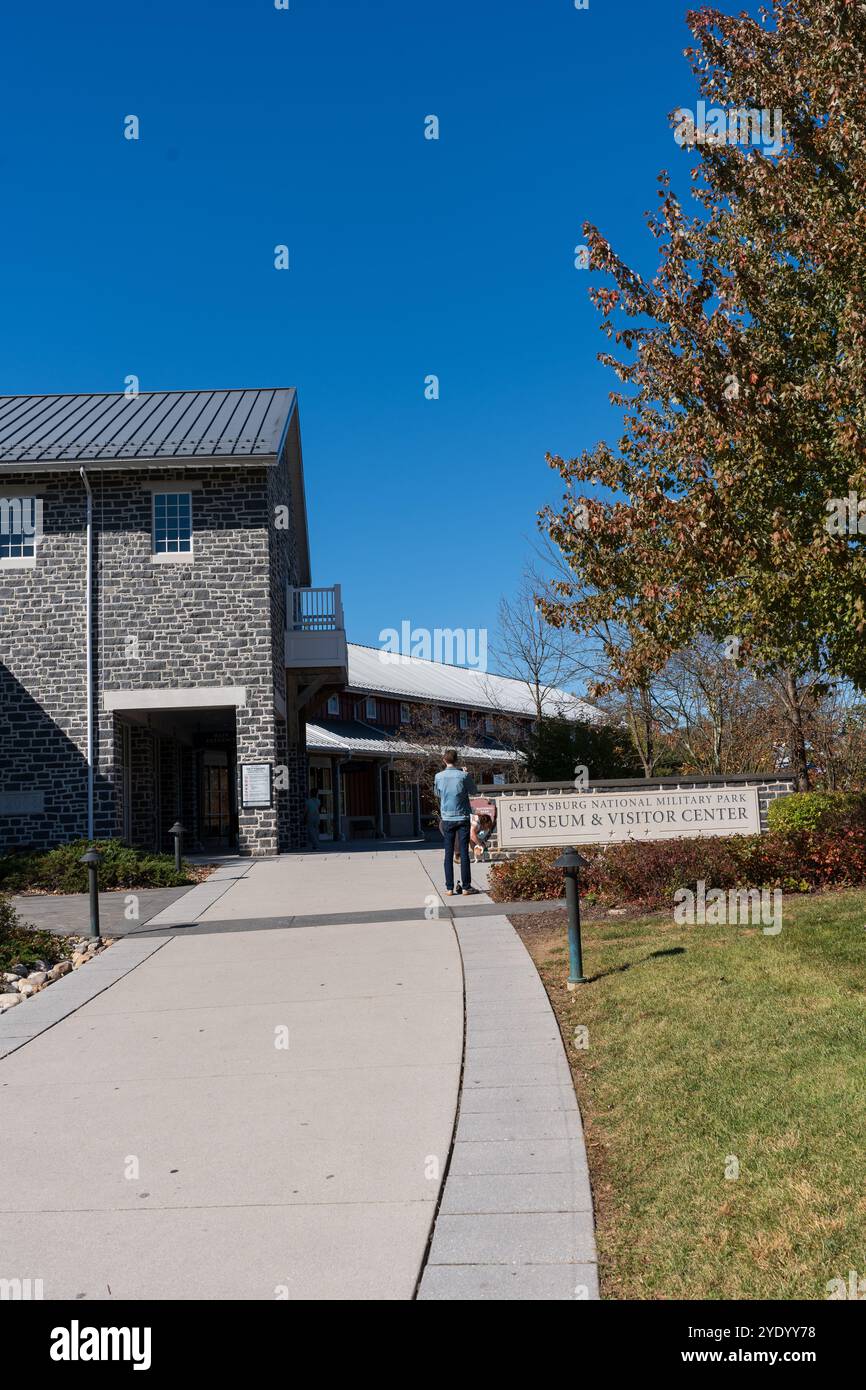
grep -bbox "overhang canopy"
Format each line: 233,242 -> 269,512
306,718 -> 524,763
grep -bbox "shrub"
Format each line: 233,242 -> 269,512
582,835 -> 744,909
766,791 -> 866,834
0,892 -> 72,971
488,848 -> 566,901
0,840 -> 194,894
489,823 -> 866,908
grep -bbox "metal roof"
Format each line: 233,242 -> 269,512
0,388 -> 296,468
306,719 -> 524,762
345,643 -> 599,722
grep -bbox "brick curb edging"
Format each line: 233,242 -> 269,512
417,912 -> 599,1300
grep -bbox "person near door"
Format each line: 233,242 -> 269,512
434,750 -> 479,895
306,792 -> 322,851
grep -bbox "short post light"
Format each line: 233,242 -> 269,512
554,848 -> 590,987
169,822 -> 186,875
79,847 -> 103,944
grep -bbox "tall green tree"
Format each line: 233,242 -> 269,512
540,0 -> 866,790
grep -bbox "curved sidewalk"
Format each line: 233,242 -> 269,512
0,845 -> 597,1300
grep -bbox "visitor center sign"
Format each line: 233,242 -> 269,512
496,786 -> 762,849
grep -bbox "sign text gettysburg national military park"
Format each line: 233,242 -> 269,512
496,787 -> 762,849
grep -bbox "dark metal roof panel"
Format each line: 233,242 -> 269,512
0,388 -> 296,465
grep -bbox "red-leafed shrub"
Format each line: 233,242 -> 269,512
580,835 -> 744,907
487,848 -> 567,901
488,826 -> 866,908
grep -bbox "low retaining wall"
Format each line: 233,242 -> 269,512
476,774 -> 796,858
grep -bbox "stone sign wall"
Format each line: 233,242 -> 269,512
497,785 -> 761,849
478,774 -> 796,855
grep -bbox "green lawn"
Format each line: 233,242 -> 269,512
517,888 -> 866,1300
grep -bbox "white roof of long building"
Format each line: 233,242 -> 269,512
345,642 -> 598,722
305,725 -> 524,761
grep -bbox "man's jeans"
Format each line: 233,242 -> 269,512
441,819 -> 471,891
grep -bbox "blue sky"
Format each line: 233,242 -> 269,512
0,0 -> 710,674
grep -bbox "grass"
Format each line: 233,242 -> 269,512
514,887 -> 866,1301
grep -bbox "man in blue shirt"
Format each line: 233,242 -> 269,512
434,749 -> 480,896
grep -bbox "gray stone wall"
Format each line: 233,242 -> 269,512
1,474 -> 92,850
1,456 -> 306,855
267,418 -> 306,853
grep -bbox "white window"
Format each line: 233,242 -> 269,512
365,696 -> 377,719
400,702 -> 411,724
326,694 -> 340,716
459,711 -> 469,730
430,707 -> 440,725
152,491 -> 193,559
484,715 -> 494,734
0,496 -> 41,566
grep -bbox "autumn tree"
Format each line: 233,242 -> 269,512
540,0 -> 866,790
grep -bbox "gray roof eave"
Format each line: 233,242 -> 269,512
0,453 -> 278,473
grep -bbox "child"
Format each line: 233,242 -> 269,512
472,812 -> 494,861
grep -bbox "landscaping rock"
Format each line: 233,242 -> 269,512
2,972 -> 21,985
0,993 -> 22,1010
49,961 -> 72,979
17,981 -> 39,997
9,964 -> 28,977
26,971 -> 48,986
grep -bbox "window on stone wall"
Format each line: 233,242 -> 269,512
152,492 -> 193,555
459,710 -> 469,730
0,496 -> 39,561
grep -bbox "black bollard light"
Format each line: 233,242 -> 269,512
554,847 -> 590,987
79,847 -> 103,944
169,821 -> 186,875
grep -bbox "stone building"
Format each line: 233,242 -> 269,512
0,387 -> 347,856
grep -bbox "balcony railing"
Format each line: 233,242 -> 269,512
288,584 -> 344,632
285,584 -> 348,675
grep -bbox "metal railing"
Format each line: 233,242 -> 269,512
288,584 -> 344,632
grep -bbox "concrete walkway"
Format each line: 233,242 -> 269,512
9,885 -> 193,935
0,845 -> 597,1300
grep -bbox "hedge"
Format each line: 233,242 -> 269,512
766,790 -> 866,834
0,840 -> 195,894
488,823 -> 866,909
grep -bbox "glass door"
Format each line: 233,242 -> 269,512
309,760 -> 334,840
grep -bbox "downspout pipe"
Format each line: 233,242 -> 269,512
80,467 -> 94,841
